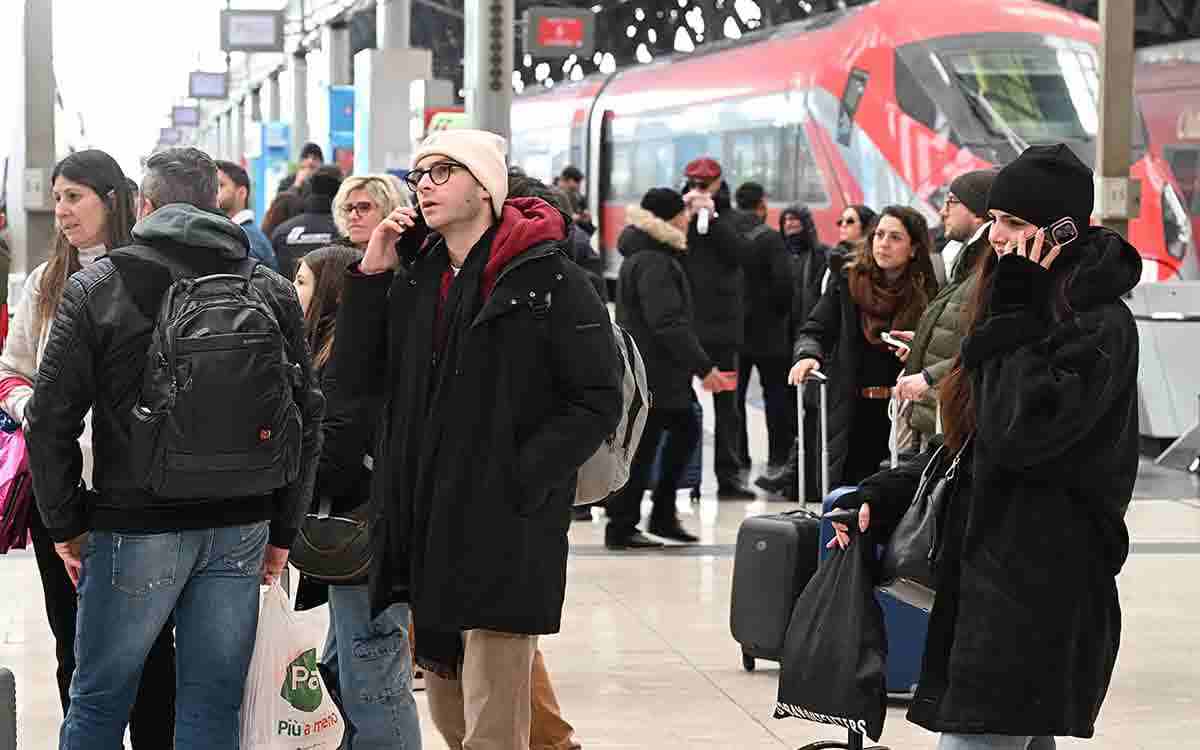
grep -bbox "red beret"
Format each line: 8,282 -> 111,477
684,157 -> 722,181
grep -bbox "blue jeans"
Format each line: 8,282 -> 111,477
938,735 -> 1056,750
60,522 -> 268,750
324,585 -> 421,749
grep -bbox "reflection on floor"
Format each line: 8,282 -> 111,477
3,395 -> 1197,749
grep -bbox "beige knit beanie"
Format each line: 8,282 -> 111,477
411,129 -> 509,220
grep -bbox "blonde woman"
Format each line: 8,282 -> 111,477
333,174 -> 406,249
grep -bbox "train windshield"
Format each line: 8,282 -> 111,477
899,34 -> 1146,167
942,46 -> 1098,144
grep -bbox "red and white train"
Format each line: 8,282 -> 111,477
510,0 -> 1197,282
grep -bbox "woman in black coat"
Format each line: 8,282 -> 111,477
788,205 -> 939,489
831,144 -> 1141,749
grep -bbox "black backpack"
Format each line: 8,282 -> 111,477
129,254 -> 303,499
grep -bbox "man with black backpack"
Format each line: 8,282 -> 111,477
25,147 -> 324,749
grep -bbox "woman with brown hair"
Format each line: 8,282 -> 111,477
260,188 -> 306,238
788,205 -> 939,488
293,243 -> 423,749
830,145 -> 1141,749
0,149 -> 176,746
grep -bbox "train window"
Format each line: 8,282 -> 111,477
838,69 -> 870,146
1164,146 -> 1200,214
610,143 -> 637,201
894,53 -> 943,136
793,125 -> 829,205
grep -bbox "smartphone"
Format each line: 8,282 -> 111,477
395,205 -> 431,259
1045,217 -> 1079,248
880,331 -> 910,352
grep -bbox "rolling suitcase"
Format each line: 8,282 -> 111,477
820,491 -> 929,697
0,667 -> 14,750
650,398 -> 703,500
730,375 -> 829,671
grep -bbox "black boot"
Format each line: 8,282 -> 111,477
757,440 -> 799,495
648,517 -> 699,543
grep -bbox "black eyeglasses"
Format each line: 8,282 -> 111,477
836,216 -> 859,227
405,162 -> 468,191
339,201 -> 376,217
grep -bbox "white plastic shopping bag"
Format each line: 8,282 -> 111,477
240,582 -> 344,749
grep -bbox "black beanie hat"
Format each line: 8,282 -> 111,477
987,144 -> 1093,230
949,169 -> 999,218
641,187 -> 685,222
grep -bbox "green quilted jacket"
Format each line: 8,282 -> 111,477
903,230 -> 989,435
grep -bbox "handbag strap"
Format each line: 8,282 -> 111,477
943,435 -> 973,482
316,496 -> 333,520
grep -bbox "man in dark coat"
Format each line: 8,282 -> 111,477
332,129 -> 621,750
730,182 -> 794,473
836,144 -> 1141,747
276,141 -> 325,195
756,204 -> 832,497
270,165 -> 342,279
680,157 -> 754,497
610,189 -> 734,549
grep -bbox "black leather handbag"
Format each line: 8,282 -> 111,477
878,437 -> 971,612
290,494 -> 373,584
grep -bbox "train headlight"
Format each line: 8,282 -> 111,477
1162,183 -> 1192,261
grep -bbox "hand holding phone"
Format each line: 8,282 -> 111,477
362,206 -> 426,274
880,331 -> 911,361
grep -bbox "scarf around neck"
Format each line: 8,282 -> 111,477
847,265 -> 922,346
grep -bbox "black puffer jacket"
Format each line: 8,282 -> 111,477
333,198 -> 622,631
616,207 -> 712,411
681,183 -> 749,350
732,211 -> 792,359
844,228 -> 1142,737
26,203 -> 325,548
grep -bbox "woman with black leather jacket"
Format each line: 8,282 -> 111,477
830,145 -> 1141,750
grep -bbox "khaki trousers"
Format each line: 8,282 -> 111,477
530,649 -> 582,750
426,629 -> 539,750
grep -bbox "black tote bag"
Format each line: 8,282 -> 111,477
878,438 -> 970,611
774,533 -> 887,742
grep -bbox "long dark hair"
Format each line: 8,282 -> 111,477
262,190 -> 305,237
301,244 -> 363,370
40,150 -> 136,335
938,236 -> 1078,452
846,205 -> 939,326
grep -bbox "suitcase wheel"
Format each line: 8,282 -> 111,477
741,651 -> 755,672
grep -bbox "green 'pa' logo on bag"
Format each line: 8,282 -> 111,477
280,648 -> 323,712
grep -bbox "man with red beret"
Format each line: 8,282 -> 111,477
680,157 -> 756,497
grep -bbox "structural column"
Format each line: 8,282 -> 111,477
377,0 -> 411,50
291,51 -> 309,154
464,0 -> 514,139
267,71 -> 282,122
1097,0 -> 1136,239
19,0 -> 56,272
327,21 -> 352,85
234,98 -> 247,163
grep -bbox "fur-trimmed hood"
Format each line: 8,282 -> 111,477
619,205 -> 688,255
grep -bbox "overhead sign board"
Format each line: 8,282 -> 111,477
221,9 -> 286,53
172,106 -> 200,128
189,71 -> 228,100
523,7 -> 594,59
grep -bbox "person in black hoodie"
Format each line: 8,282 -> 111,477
271,164 -> 343,279
831,144 -> 1141,750
680,158 -> 754,497
26,147 -> 324,748
731,182 -> 794,473
756,204 -> 833,496
609,188 -> 733,548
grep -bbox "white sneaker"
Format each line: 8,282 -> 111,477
412,669 -> 426,692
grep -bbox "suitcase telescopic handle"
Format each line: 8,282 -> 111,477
795,373 -> 830,506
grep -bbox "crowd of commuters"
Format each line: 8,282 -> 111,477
1,128 -> 1138,750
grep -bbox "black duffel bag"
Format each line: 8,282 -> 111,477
289,494 -> 373,584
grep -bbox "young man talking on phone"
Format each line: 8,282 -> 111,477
332,129 -> 622,750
